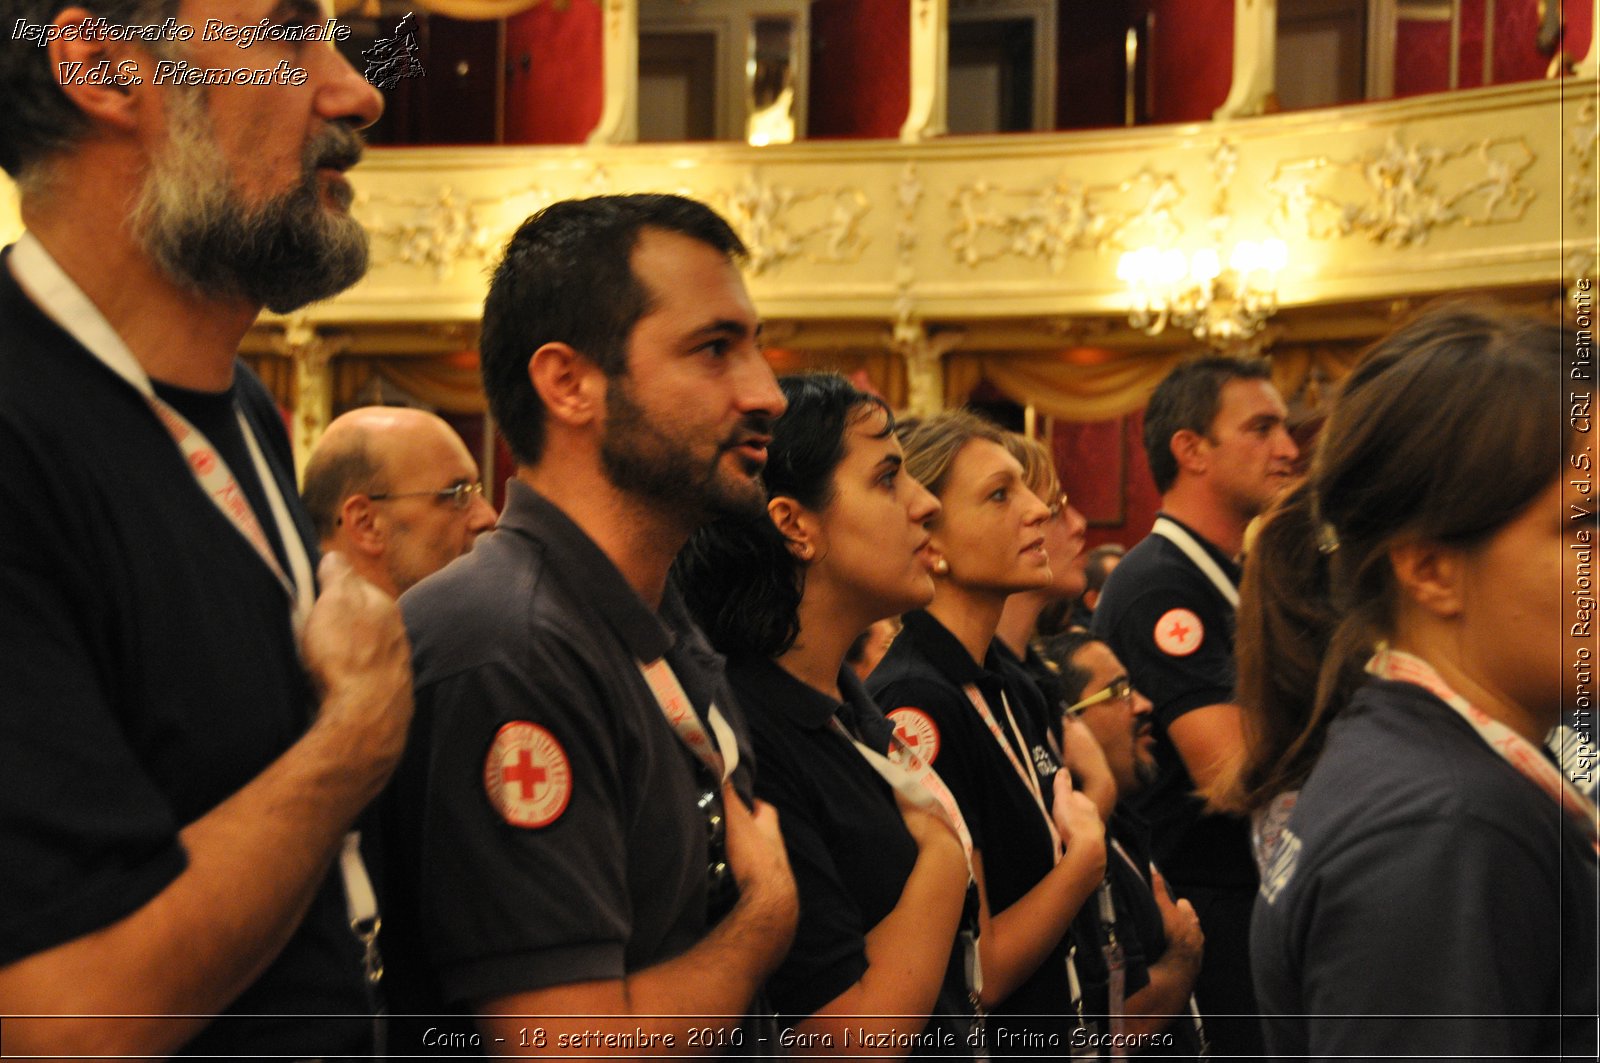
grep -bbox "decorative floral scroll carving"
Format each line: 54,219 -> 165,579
1268,133 -> 1536,248
1568,102 -> 1596,226
711,171 -> 871,276
946,167 -> 1184,272
359,182 -> 554,278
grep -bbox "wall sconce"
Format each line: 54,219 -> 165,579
1116,237 -> 1288,345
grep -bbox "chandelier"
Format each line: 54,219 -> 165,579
1116,237 -> 1288,346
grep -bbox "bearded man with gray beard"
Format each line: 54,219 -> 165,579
0,2 -> 413,1056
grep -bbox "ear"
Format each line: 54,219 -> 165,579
1170,428 -> 1209,478
1388,539 -> 1465,620
529,342 -> 604,430
47,9 -> 146,134
335,495 -> 387,558
1083,588 -> 1100,610
767,496 -> 822,562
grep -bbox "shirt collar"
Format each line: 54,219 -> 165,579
726,657 -> 898,751
899,609 -> 1004,688
499,479 -> 676,662
1155,510 -> 1244,580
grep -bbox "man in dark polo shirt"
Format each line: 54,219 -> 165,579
1091,356 -> 1296,1061
0,3 -> 410,1056
381,194 -> 799,1053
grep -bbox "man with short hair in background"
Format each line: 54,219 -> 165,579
0,1 -> 411,1055
381,193 -> 799,1054
1092,356 -> 1298,1061
302,406 -> 498,599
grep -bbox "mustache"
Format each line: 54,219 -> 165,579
720,415 -> 777,451
304,122 -> 366,174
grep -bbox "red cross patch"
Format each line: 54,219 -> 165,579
483,721 -> 572,829
888,708 -> 941,765
1154,608 -> 1204,657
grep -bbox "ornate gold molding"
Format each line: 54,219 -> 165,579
1269,133 -> 1536,248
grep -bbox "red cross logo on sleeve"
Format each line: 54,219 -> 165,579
1154,608 -> 1205,657
484,722 -> 572,828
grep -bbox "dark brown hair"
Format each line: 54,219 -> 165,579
1214,301 -> 1583,812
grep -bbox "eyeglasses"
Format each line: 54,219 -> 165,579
1064,676 -> 1133,717
1047,493 -> 1072,520
368,482 -> 484,511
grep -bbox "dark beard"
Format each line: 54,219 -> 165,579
600,374 -> 769,524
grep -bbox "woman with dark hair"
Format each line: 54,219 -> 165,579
1213,302 -> 1598,1058
675,374 -> 974,1056
867,410 -> 1108,1054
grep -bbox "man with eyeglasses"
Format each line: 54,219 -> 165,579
1040,630 -> 1207,1059
303,406 -> 498,599
378,194 -> 798,1054
1091,357 -> 1298,1061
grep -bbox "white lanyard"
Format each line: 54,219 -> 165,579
962,683 -> 1062,859
9,234 -> 315,635
828,714 -> 985,1009
10,234 -> 376,979
960,682 -> 1090,1036
1111,842 -> 1209,1053
1368,647 -> 1600,852
1152,517 -> 1239,609
637,657 -> 741,783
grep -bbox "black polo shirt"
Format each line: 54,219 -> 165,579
1090,514 -> 1252,889
380,480 -> 757,1042
868,610 -> 1075,1052
727,657 -> 972,1055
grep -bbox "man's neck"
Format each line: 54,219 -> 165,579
516,464 -> 689,611
926,583 -> 1007,666
23,187 -> 257,392
1160,483 -> 1249,558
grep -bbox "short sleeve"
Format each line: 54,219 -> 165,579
410,649 -> 634,1003
1096,584 -> 1233,726
755,751 -> 871,1020
0,430 -> 186,964
872,678 -> 988,857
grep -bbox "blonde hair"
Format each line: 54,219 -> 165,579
896,410 -> 1011,498
1003,432 -> 1061,501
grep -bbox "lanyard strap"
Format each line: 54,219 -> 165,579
962,683 -> 1063,859
9,234 -> 315,635
828,715 -> 984,1007
637,657 -> 741,783
1152,517 -> 1240,609
1368,647 -> 1599,852
1112,842 -> 1209,1053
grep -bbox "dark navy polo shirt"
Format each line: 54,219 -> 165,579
380,480 -> 756,1037
868,610 -> 1076,1051
1253,679 -> 1599,1060
727,657 -> 972,1055
1091,514 -> 1253,889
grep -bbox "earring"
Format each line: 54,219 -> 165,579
933,557 -> 950,575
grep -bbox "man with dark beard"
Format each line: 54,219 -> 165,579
379,194 -> 800,1054
0,2 -> 411,1057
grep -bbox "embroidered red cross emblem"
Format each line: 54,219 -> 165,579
503,749 -> 547,799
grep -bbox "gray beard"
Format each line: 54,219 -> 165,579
128,86 -> 369,313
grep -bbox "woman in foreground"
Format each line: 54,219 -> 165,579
1215,303 -> 1598,1059
675,374 -> 975,1057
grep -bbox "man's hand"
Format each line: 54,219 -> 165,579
1050,771 -> 1106,863
301,552 -> 413,782
1151,865 -> 1203,970
720,783 -> 799,943
1058,716 -> 1117,820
